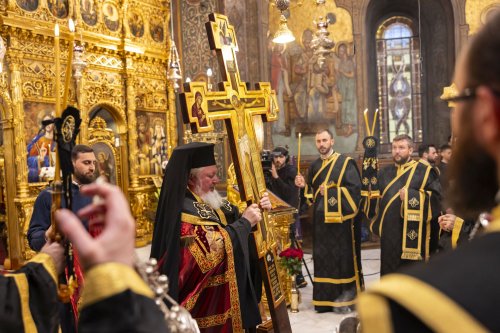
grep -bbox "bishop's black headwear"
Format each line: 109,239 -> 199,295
150,142 -> 216,301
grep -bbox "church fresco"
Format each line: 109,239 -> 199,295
16,0 -> 38,12
24,102 -> 56,183
92,141 -> 116,184
81,0 -> 98,26
128,11 -> 145,38
136,111 -> 168,176
481,3 -> 500,24
466,0 -> 500,34
150,16 -> 164,43
103,1 -> 120,32
268,1 -> 357,154
48,0 -> 68,19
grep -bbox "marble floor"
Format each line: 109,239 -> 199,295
136,246 -> 381,333
286,249 -> 380,332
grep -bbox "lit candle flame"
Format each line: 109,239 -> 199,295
69,19 -> 75,33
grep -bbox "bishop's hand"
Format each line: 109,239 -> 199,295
242,203 -> 262,227
259,192 -> 272,211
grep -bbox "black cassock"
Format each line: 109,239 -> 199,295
369,160 -> 441,275
0,253 -> 59,333
0,253 -> 169,333
359,211 -> 500,332
304,152 -> 363,310
78,262 -> 169,333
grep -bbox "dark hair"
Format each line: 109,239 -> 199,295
392,134 -> 414,148
418,144 -> 436,158
272,146 -> 289,163
316,128 -> 334,139
71,144 -> 95,161
446,13 -> 500,219
440,144 -> 451,152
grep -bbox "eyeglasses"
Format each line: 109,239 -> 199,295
442,87 -> 500,103
442,88 -> 475,103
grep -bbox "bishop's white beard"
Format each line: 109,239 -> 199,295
196,185 -> 224,210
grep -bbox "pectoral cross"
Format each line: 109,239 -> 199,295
179,13 -> 291,333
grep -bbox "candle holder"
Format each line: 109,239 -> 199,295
72,43 -> 87,81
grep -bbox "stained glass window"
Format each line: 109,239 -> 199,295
376,17 -> 422,144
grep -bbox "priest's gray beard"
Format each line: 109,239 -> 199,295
197,185 -> 224,210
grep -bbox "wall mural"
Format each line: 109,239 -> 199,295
103,1 -> 120,32
268,1 -> 357,154
24,102 -> 56,183
16,0 -> 39,12
128,10 -> 145,38
92,141 -> 116,184
466,0 -> 500,34
136,111 -> 168,176
81,0 -> 98,26
48,0 -> 69,19
150,15 -> 164,43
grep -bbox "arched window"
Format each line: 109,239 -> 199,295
376,17 -> 422,144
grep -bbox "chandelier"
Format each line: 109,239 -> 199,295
272,0 -> 335,65
167,2 -> 182,91
311,11 -> 335,66
167,41 -> 182,91
272,0 -> 295,44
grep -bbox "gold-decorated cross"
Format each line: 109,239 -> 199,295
179,13 -> 291,333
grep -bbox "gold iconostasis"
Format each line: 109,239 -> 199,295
0,0 -> 177,267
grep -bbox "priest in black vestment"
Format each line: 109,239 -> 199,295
358,14 -> 500,331
151,142 -> 271,332
295,129 -> 363,314
0,243 -> 63,333
368,134 -> 441,275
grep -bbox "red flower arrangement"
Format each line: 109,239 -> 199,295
279,247 -> 303,276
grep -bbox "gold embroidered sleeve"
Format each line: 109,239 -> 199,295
81,263 -> 154,308
29,252 -> 58,285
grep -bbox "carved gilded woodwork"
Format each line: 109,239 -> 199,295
0,72 -> 25,268
1,0 -> 174,265
125,68 -> 139,187
88,116 -> 122,185
129,185 -> 157,246
14,196 -> 36,261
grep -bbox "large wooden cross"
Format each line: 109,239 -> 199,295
179,13 -> 291,333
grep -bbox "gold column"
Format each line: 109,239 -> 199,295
167,82 -> 177,154
7,51 -> 29,198
74,45 -> 88,142
125,59 -> 139,188
123,58 -> 154,245
0,72 -> 23,268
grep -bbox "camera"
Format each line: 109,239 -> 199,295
261,150 -> 273,173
